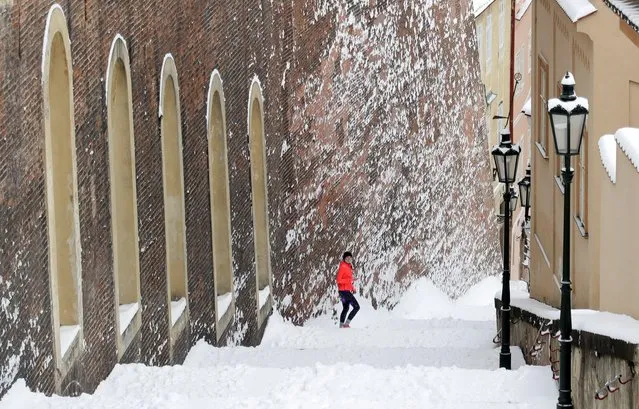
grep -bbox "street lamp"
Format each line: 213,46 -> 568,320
518,164 -> 531,222
508,187 -> 518,213
547,72 -> 589,409
491,126 -> 521,370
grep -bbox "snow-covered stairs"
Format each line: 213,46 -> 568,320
0,279 -> 558,409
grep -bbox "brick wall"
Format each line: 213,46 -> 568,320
0,0 -> 498,398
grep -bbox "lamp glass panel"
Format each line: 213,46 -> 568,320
506,153 -> 519,183
519,183 -> 529,208
494,154 -> 506,183
551,113 -> 568,154
569,113 -> 587,155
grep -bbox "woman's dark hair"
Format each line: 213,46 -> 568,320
342,251 -> 353,260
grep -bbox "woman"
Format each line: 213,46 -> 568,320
336,251 -> 360,328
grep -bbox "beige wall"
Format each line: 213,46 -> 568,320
510,0 -> 532,279
475,0 -> 512,212
531,0 -> 639,317
599,134 -> 639,319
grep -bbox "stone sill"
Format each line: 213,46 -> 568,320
257,296 -> 273,328
118,309 -> 141,361
216,299 -> 235,342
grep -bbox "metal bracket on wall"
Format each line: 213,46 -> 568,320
594,361 -> 636,400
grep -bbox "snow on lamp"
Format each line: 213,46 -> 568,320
491,127 -> 521,184
548,72 -> 589,156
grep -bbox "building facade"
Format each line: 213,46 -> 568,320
0,0 -> 501,400
474,0 -> 532,280
531,0 -> 639,316
510,0 -> 533,281
474,0 -> 513,214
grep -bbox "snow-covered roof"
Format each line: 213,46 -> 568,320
516,0 -> 533,20
521,97 -> 531,117
555,0 -> 598,23
473,0 -> 496,17
614,127 -> 639,174
599,134 -> 617,183
604,0 -> 639,33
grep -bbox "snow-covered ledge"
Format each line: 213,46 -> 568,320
495,288 -> 639,408
614,127 -> 639,173
496,288 -> 639,345
599,134 -> 617,183
554,0 -> 597,23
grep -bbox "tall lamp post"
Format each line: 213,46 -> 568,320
547,72 -> 589,409
491,127 -> 521,370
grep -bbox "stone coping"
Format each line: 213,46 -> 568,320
495,298 -> 639,362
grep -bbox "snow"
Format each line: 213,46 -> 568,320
614,127 -> 639,174
606,0 -> 639,30
205,69 -> 225,124
516,0 -> 533,20
258,286 -> 271,309
105,34 -> 127,105
554,0 -> 597,23
247,76 -> 264,131
59,325 -> 79,357
118,303 -> 139,335
170,298 -> 186,326
547,95 -> 589,113
42,4 -> 66,83
1,276 -> 558,408
599,134 -> 617,183
496,283 -> 639,344
216,293 -> 233,320
472,0 -> 495,17
521,96 -> 531,117
158,54 -> 177,118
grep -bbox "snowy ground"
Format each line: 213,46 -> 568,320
0,276 -> 558,409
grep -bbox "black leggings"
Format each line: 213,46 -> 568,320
339,291 -> 360,323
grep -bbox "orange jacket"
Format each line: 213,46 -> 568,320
336,261 -> 355,292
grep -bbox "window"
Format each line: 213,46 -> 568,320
575,130 -> 588,235
248,77 -> 273,325
106,35 -> 141,357
159,54 -> 189,332
206,70 -> 234,338
42,4 -> 83,371
499,0 -> 505,49
486,15 -> 493,69
537,56 -> 549,155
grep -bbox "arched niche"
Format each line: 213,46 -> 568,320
105,34 -> 141,357
41,3 -> 83,370
206,70 -> 234,337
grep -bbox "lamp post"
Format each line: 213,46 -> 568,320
518,164 -> 531,222
491,127 -> 521,370
547,72 -> 589,409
